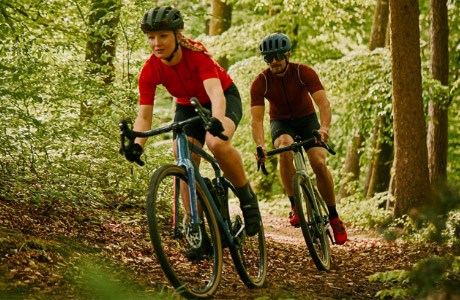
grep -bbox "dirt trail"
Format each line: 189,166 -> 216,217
0,199 -> 446,300
213,208 -> 392,299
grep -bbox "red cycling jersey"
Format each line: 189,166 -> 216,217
138,41 -> 233,106
250,62 -> 324,120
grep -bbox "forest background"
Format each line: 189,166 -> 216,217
1,0 -> 460,298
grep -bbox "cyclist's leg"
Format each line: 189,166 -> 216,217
293,113 -> 336,207
271,120 -> 299,225
273,133 -> 296,197
205,85 -> 245,188
205,84 -> 261,237
307,144 -> 347,244
307,147 -> 335,206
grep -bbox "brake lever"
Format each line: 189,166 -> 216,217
118,120 -> 129,155
256,146 -> 268,175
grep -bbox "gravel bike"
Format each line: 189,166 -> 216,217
257,131 -> 335,271
119,98 -> 267,299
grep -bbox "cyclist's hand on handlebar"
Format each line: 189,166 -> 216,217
124,143 -> 144,165
206,117 -> 226,138
313,129 -> 336,155
255,145 -> 267,163
190,97 -> 228,141
316,128 -> 329,143
256,146 -> 269,175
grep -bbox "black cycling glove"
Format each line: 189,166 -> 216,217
206,117 -> 225,137
124,143 -> 143,163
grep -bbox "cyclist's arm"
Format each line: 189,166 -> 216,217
311,90 -> 332,142
251,105 -> 266,155
203,78 -> 226,121
133,104 -> 154,147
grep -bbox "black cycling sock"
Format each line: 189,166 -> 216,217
288,196 -> 296,207
327,205 -> 339,219
235,183 -> 252,202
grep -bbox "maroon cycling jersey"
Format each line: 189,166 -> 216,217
138,41 -> 233,106
250,62 -> 324,120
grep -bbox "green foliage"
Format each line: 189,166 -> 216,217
339,192 -> 394,230
417,185 -> 460,244
201,0 -> 373,65
369,270 -> 411,299
0,0 -> 180,210
369,255 -> 460,299
447,98 -> 460,183
369,186 -> 460,300
378,185 -> 460,248
315,48 -> 393,176
77,257 -> 177,299
445,209 -> 460,248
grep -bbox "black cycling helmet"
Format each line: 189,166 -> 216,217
259,33 -> 291,54
141,6 -> 184,33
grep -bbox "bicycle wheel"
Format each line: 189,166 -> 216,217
226,196 -> 267,288
146,164 -> 223,299
293,173 -> 331,271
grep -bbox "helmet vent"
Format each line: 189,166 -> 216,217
259,33 -> 291,54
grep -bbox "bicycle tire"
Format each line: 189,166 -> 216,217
146,164 -> 223,299
227,197 -> 267,288
293,173 -> 331,271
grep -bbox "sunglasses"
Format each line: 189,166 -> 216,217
263,52 -> 287,63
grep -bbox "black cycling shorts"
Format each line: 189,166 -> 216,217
173,83 -> 242,145
270,113 -> 320,145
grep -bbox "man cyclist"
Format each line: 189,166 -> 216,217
124,6 -> 262,258
250,32 -> 347,244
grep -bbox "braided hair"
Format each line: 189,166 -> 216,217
178,34 -> 212,57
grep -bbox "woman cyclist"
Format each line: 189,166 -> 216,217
123,6 -> 262,258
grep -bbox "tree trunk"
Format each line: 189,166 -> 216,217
366,114 -> 393,199
82,0 -> 120,117
363,115 -> 380,196
427,0 -> 449,185
209,0 -> 232,70
369,0 -> 390,51
389,0 -> 430,219
85,0 -> 120,83
338,135 -> 363,200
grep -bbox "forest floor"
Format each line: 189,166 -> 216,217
0,198 -> 450,299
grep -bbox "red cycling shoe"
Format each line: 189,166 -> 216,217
289,206 -> 299,227
330,218 -> 347,245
